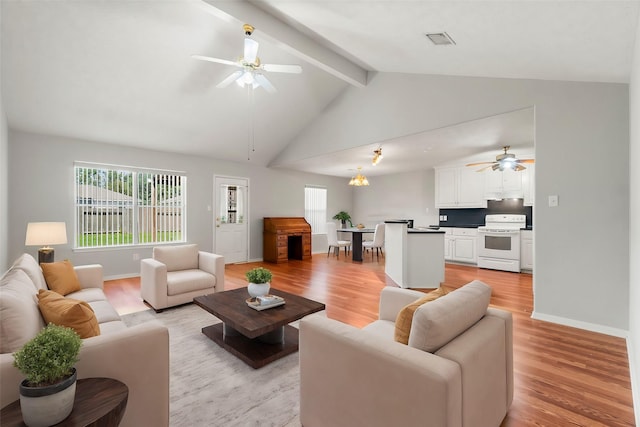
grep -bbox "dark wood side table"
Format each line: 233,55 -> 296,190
0,377 -> 128,427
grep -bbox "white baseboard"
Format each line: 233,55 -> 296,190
531,311 -> 628,338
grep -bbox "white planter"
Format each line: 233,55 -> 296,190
248,282 -> 270,298
19,368 -> 77,427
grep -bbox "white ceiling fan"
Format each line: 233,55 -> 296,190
192,24 -> 302,94
466,146 -> 535,172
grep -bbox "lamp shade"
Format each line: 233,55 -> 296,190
25,222 -> 68,246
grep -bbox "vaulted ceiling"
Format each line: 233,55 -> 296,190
2,1 -> 638,176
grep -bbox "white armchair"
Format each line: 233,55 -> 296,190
299,281 -> 513,427
141,244 -> 224,312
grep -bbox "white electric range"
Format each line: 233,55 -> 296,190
477,214 -> 526,273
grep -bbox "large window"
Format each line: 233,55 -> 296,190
304,186 -> 327,235
74,163 -> 187,249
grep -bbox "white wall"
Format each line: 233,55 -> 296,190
277,72 -> 630,334
628,8 -> 640,424
0,92 -> 7,271
352,169 -> 438,228
7,130 -> 351,278
0,2 -> 8,271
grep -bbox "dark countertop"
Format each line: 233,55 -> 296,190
522,226 -> 533,231
439,224 -> 483,228
408,229 -> 445,234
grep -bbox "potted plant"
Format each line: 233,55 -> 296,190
245,267 -> 273,298
332,211 -> 353,228
13,324 -> 82,427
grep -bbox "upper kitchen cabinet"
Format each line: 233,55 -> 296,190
484,169 -> 524,200
435,166 -> 487,208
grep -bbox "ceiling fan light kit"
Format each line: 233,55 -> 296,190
349,167 -> 369,186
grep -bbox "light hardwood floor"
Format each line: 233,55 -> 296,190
104,253 -> 635,426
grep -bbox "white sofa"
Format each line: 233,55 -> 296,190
299,280 -> 513,427
140,244 -> 224,312
0,253 -> 170,427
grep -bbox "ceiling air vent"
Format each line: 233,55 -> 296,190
425,32 -> 456,46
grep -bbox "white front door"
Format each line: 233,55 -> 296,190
214,176 -> 249,264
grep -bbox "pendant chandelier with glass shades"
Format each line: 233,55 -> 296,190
349,167 -> 369,186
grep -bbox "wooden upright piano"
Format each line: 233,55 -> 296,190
263,217 -> 311,263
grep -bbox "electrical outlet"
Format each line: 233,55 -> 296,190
133,253 -> 140,261
548,195 -> 559,207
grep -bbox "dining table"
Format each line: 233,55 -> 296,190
337,227 -> 375,262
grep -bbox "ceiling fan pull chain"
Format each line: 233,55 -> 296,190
247,84 -> 255,160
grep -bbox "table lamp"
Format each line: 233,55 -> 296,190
25,222 -> 68,264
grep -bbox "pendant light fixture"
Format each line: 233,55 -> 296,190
348,167 -> 369,186
372,147 -> 383,166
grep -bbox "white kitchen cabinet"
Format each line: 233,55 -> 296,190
520,229 -> 534,271
443,228 -> 453,259
484,169 -> 523,199
435,167 -> 486,208
522,164 -> 535,206
442,227 -> 477,264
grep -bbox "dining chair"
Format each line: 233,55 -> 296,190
363,223 -> 385,260
326,222 -> 351,258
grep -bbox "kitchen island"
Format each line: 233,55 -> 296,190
384,221 -> 445,289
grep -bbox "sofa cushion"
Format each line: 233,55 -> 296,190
153,244 -> 199,272
0,269 -> 46,353
409,280 -> 491,353
66,287 -> 108,303
37,289 -> 100,338
41,260 -> 81,295
87,300 -> 122,324
166,269 -> 215,296
10,253 -> 47,290
394,287 -> 448,345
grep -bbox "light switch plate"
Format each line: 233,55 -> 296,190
548,195 -> 559,207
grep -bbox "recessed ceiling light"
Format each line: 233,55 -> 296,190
425,32 -> 456,46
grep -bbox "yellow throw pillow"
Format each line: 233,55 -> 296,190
37,289 -> 100,338
40,260 -> 81,296
394,287 -> 448,345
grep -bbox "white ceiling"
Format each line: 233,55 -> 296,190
2,1 -> 638,176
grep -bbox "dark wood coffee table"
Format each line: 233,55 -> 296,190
193,288 -> 325,368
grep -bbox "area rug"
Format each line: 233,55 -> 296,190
122,304 -> 302,426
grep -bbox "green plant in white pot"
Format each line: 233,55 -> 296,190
13,324 -> 82,427
332,211 -> 353,228
246,267 -> 273,298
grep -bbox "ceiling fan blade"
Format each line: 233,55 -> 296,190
514,164 -> 527,171
216,70 -> 244,88
191,55 -> 240,67
476,165 -> 494,172
261,63 -> 303,74
466,161 -> 494,167
518,159 -> 535,164
244,38 -> 259,64
254,73 -> 276,94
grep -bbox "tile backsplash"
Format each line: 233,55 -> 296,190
439,199 -> 532,227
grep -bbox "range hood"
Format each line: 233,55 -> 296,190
485,190 -> 524,201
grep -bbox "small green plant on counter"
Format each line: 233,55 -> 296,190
13,324 -> 82,387
332,211 -> 353,227
245,267 -> 273,284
